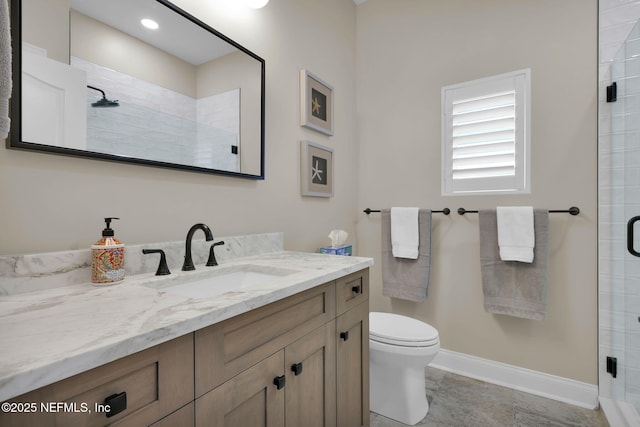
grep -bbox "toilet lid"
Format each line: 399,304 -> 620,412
370,312 -> 439,347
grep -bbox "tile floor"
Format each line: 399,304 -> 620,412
370,367 -> 609,427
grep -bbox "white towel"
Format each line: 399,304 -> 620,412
496,206 -> 535,263
391,207 -> 419,259
0,0 -> 11,139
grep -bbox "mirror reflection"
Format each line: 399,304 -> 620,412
14,0 -> 265,178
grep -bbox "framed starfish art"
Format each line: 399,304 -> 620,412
300,140 -> 334,197
300,69 -> 334,136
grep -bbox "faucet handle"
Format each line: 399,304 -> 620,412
142,249 -> 171,276
206,241 -> 226,267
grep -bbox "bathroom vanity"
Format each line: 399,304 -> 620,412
0,235 -> 372,426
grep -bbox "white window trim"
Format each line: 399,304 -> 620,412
441,69 -> 531,196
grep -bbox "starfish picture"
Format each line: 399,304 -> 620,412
302,143 -> 332,197
310,88 -> 327,121
301,71 -> 333,135
312,97 -> 321,115
311,159 -> 324,183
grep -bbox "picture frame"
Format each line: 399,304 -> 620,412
300,69 -> 334,136
300,141 -> 334,197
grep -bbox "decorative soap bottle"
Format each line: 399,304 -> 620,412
91,217 -> 125,286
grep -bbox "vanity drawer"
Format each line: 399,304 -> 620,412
0,334 -> 194,427
195,282 -> 336,396
336,269 -> 369,316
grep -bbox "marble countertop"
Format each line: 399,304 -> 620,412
0,251 -> 373,402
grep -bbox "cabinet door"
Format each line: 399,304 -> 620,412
195,283 -> 335,396
195,351 -> 285,427
336,301 -> 369,427
285,322 -> 336,427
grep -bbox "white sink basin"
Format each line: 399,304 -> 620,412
142,265 -> 299,299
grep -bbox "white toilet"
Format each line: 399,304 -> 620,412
369,312 -> 440,425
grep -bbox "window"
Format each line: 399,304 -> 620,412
441,69 -> 530,195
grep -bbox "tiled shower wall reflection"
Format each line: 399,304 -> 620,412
599,0 -> 640,411
72,57 -> 240,171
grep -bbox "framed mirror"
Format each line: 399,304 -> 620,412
9,0 -> 265,179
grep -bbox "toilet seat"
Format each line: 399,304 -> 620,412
370,312 -> 439,347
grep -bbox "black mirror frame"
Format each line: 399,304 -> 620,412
8,0 -> 266,180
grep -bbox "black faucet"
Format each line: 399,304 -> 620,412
182,223 -> 214,271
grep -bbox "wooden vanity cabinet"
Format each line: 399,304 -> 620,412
0,268 -> 370,427
194,283 -> 338,427
195,322 -> 337,427
336,268 -> 369,315
195,268 -> 369,427
336,269 -> 370,427
285,320 -> 337,427
0,333 -> 194,427
195,350 -> 286,426
194,283 -> 336,396
337,301 -> 369,427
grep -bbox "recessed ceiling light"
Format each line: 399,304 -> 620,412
141,18 -> 159,30
244,0 -> 269,8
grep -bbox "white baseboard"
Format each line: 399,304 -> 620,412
430,348 -> 599,410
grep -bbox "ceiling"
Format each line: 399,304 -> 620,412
70,0 -> 237,65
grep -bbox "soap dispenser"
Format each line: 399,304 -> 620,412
91,217 -> 125,286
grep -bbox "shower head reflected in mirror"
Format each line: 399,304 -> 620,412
87,85 -> 119,108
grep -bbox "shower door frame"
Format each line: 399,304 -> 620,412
598,9 -> 640,426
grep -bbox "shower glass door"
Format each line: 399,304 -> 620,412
606,19 -> 640,414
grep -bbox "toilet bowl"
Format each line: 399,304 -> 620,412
369,312 -> 440,425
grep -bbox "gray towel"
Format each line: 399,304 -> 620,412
0,0 -> 11,139
479,209 -> 549,320
381,209 -> 431,302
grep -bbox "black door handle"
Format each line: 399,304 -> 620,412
352,285 -> 361,295
628,216 -> 640,257
340,331 -> 349,341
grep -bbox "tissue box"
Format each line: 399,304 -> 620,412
320,245 -> 352,256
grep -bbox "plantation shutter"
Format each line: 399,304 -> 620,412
442,69 -> 530,195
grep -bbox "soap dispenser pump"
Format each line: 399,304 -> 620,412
91,217 -> 125,286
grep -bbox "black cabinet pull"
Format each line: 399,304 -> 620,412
352,284 -> 361,295
104,391 -> 127,418
340,331 -> 349,341
273,375 -> 286,390
291,362 -> 303,376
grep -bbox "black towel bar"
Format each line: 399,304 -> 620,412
457,207 -> 580,216
363,208 -> 451,215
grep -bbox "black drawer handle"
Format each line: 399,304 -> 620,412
273,375 -> 286,390
340,331 -> 349,341
104,391 -> 127,418
291,362 -> 303,376
352,285 -> 361,295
